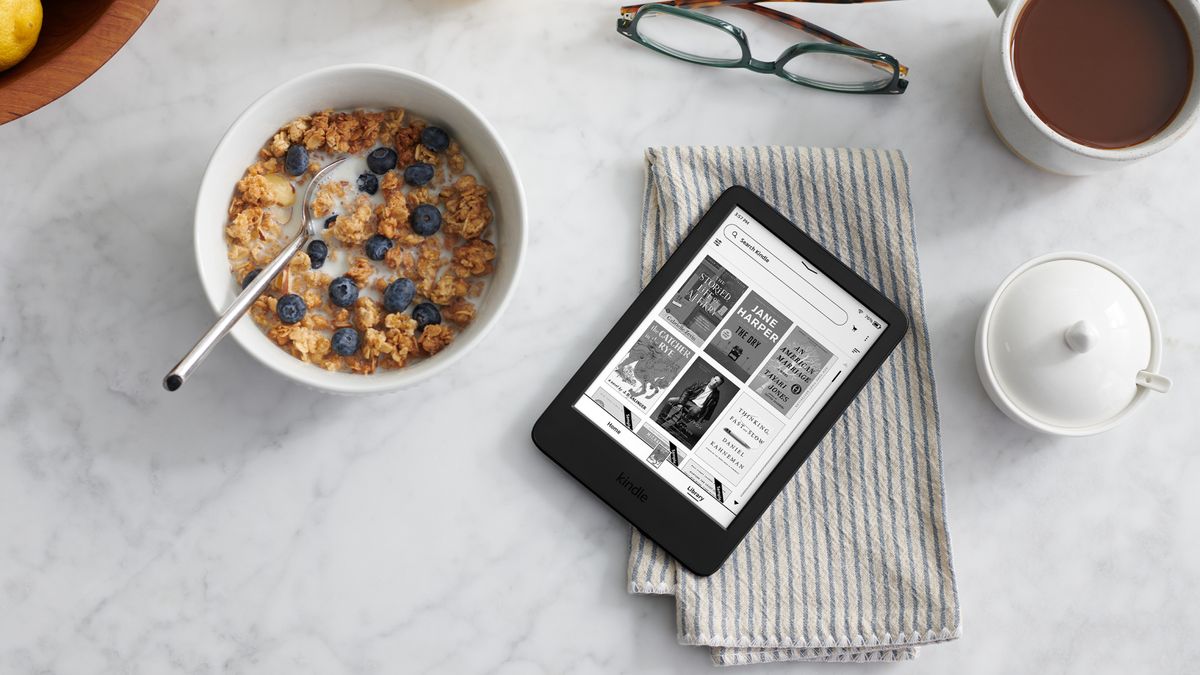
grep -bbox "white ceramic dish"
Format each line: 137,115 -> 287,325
193,64 -> 526,394
975,252 -> 1172,436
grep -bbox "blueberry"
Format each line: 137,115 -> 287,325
306,239 -> 328,269
328,276 -> 359,308
412,302 -> 442,330
331,327 -> 361,356
284,144 -> 309,176
365,234 -> 394,261
240,268 -> 262,289
403,162 -> 435,186
420,126 -> 451,153
410,204 -> 442,236
366,147 -> 398,174
383,278 -> 416,313
357,172 -> 379,195
276,293 -> 307,324
324,215 -> 338,229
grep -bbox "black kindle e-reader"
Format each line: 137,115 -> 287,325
532,186 -> 908,575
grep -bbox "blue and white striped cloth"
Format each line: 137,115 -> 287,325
630,147 -> 960,665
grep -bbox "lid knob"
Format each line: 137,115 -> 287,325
1064,320 -> 1099,354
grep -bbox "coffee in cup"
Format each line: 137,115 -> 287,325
1013,0 -> 1192,150
982,0 -> 1200,174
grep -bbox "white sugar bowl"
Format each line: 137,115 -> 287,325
976,252 -> 1172,436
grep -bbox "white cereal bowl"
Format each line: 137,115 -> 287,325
193,64 -> 526,394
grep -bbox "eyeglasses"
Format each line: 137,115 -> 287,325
617,1 -> 908,95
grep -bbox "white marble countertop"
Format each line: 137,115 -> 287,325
2,0 -> 1198,672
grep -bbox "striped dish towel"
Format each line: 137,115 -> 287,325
630,147 -> 961,665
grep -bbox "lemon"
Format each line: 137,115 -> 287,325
0,0 -> 42,72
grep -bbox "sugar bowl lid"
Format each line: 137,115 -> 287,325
976,252 -> 1171,436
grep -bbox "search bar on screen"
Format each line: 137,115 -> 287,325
723,223 -> 849,326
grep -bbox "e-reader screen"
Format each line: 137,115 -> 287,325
571,206 -> 889,528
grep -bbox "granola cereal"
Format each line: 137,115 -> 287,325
224,108 -> 496,374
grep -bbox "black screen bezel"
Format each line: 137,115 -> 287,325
531,186 -> 908,576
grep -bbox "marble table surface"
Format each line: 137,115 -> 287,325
2,0 -> 1198,672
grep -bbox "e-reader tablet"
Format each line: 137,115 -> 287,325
532,186 -> 907,576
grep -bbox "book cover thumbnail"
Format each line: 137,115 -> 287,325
589,386 -> 637,430
606,322 -> 695,412
651,357 -> 739,449
750,325 -> 835,417
637,424 -> 687,469
703,291 -> 794,382
693,393 -> 783,487
682,460 -> 725,504
660,256 -> 748,346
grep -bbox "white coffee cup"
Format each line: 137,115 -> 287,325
981,0 -> 1200,175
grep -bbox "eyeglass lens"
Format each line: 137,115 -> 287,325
635,8 -> 743,63
635,6 -> 894,89
782,52 -> 894,88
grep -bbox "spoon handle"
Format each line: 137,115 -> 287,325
163,230 -> 310,391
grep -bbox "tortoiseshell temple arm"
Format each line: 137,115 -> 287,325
618,0 -> 909,76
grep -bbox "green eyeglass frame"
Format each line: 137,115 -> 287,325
617,2 -> 908,95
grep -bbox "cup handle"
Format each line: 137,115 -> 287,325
1137,370 -> 1172,394
987,0 -> 1012,16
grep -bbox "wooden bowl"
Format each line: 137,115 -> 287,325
0,0 -> 157,125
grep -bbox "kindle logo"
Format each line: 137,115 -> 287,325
616,472 -> 649,503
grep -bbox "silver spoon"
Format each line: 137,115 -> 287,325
163,157 -> 347,391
